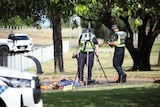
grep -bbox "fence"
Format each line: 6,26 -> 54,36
0,26 -> 79,38
0,41 -> 69,70
1,26 -> 160,42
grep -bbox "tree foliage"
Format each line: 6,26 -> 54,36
0,15 -> 34,27
0,0 -> 46,27
0,0 -> 74,72
0,0 -> 160,72
70,0 -> 160,71
0,0 -> 47,29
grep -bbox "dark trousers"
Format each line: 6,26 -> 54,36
78,52 -> 94,81
113,47 -> 125,77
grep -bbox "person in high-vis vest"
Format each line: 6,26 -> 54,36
107,24 -> 127,83
74,28 -> 99,85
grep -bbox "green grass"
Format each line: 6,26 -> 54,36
151,44 -> 160,53
7,28 -> 159,107
39,44 -> 160,107
1,28 -> 159,107
41,83 -> 160,107
31,44 -> 160,82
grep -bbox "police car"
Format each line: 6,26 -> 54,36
0,67 -> 43,107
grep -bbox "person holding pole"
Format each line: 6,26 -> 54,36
74,28 -> 99,85
107,24 -> 127,83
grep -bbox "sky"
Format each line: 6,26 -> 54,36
40,18 -> 50,28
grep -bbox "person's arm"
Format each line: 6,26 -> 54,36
74,35 -> 82,56
92,37 -> 99,57
107,41 -> 117,47
95,44 -> 99,57
107,33 -> 118,47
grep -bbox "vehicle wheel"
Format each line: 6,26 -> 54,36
0,46 -> 9,56
0,98 -> 7,107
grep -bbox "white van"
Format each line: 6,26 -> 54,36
0,67 -> 43,107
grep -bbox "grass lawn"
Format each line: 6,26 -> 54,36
39,43 -> 160,107
1,29 -> 160,107
36,44 -> 160,82
41,83 -> 160,107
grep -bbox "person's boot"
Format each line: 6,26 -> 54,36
87,79 -> 95,85
115,79 -> 120,83
115,76 -> 120,83
121,74 -> 127,83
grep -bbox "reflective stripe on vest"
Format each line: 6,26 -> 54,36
116,31 -> 126,47
79,33 -> 95,52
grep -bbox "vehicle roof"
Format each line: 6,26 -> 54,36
0,67 -> 37,80
13,34 -> 29,36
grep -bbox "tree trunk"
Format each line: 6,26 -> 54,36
125,36 -> 139,71
137,36 -> 152,71
126,30 -> 156,71
52,13 -> 64,72
120,15 -> 160,71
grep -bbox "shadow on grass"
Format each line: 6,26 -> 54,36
41,84 -> 160,107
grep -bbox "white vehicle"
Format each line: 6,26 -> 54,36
0,39 -> 14,56
0,67 -> 43,107
8,34 -> 33,53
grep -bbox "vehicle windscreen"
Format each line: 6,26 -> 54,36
15,36 -> 29,40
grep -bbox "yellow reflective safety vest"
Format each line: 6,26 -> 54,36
79,33 -> 95,52
115,31 -> 126,47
